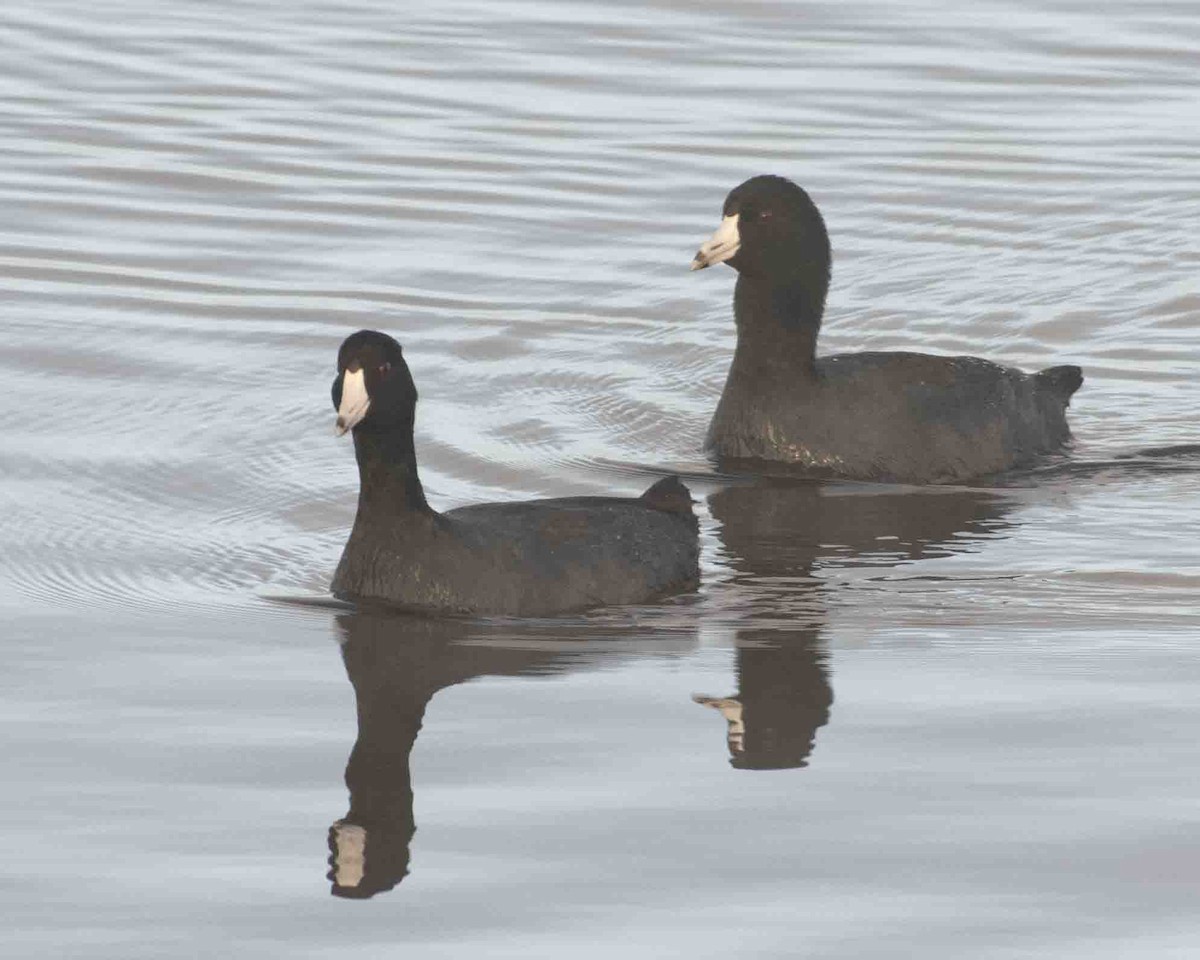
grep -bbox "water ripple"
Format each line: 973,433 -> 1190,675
0,0 -> 1197,622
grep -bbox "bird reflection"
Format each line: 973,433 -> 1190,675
696,478 -> 1013,770
710,478 -> 1011,576
694,626 -> 832,770
325,481 -> 1017,893
327,608 -> 695,898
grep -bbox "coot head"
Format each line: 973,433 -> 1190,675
691,175 -> 830,283
332,330 -> 417,436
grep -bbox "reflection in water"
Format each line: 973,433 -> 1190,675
326,482 -> 1019,895
329,617 -> 422,898
694,628 -> 832,770
697,480 -> 1015,770
328,609 -> 696,898
329,612 -> 570,898
710,479 -> 1013,576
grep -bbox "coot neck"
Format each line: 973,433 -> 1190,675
351,422 -> 432,518
342,671 -> 425,829
335,638 -> 427,898
731,271 -> 826,371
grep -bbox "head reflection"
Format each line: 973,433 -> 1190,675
694,628 -> 832,770
700,478 -> 1013,770
327,608 -> 696,899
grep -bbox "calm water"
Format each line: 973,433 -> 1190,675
3,1 -> 1199,956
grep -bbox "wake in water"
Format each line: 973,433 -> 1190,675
993,444 -> 1200,485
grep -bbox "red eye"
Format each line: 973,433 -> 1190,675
759,210 -> 773,221
379,362 -> 391,375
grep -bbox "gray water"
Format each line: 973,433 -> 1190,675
3,1 -> 1199,956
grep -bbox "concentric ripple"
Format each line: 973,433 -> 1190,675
0,0 -> 1197,628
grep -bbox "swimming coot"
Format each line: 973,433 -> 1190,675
691,175 -> 1083,483
330,330 -> 699,616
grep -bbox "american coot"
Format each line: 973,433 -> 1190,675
330,330 -> 699,616
691,175 -> 1083,483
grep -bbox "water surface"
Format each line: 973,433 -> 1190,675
2,1 -> 1199,957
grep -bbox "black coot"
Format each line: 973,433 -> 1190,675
329,330 -> 699,616
691,175 -> 1083,483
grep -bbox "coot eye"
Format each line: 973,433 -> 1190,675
379,362 -> 391,375
759,209 -> 773,221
